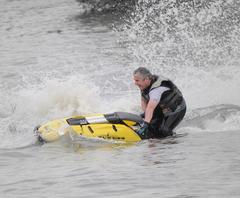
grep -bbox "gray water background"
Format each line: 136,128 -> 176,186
0,0 -> 240,197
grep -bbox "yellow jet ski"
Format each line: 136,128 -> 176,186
34,112 -> 144,143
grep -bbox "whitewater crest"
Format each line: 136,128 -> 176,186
178,104 -> 240,133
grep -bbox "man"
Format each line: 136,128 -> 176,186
133,67 -> 186,139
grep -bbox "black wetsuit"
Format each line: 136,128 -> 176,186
141,76 -> 186,138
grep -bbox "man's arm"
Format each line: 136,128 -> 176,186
143,87 -> 169,122
141,97 -> 147,112
144,99 -> 158,123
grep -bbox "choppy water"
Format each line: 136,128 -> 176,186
0,0 -> 240,197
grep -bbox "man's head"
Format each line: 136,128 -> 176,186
133,67 -> 153,91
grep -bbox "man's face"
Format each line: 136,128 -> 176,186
133,73 -> 151,91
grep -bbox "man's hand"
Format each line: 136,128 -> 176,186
137,121 -> 150,139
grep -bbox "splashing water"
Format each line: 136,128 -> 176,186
0,0 -> 240,149
1,2 -> 240,198
120,0 -> 240,108
0,75 -> 103,149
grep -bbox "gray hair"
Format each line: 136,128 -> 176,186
133,67 -> 154,80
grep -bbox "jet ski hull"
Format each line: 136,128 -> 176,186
35,112 -> 143,143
